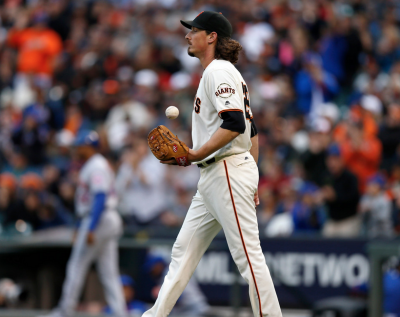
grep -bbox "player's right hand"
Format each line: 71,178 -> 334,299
87,231 -> 95,245
72,230 -> 78,244
254,190 -> 260,207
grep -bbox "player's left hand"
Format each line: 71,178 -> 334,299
148,125 -> 190,166
72,230 -> 78,244
87,232 -> 95,245
254,190 -> 260,206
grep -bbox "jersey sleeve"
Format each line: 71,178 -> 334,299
89,169 -> 111,193
206,70 -> 244,117
220,111 -> 246,134
89,192 -> 106,231
250,118 -> 258,137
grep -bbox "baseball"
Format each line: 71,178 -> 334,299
166,106 -> 179,119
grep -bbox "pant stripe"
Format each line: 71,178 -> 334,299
223,160 -> 263,317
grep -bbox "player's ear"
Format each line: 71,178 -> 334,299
207,32 -> 218,44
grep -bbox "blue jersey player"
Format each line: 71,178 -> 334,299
39,130 -> 127,317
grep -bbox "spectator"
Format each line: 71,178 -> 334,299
257,185 -> 276,229
105,89 -> 154,152
11,106 -> 49,166
104,275 -> 147,316
319,144 -> 361,237
389,162 -> 400,234
0,173 -> 19,226
2,173 -> 43,230
360,174 -> 394,239
294,53 -> 339,120
353,57 -> 389,94
240,20 -> 274,62
139,253 -> 209,316
291,182 -> 326,234
360,94 -> 383,122
319,5 -> 363,87
115,140 -> 167,228
340,121 -> 382,192
161,188 -> 191,228
42,164 -> 61,196
2,172 -> 71,231
333,104 -> 379,144
5,189 -> 40,230
383,258 -> 400,317
7,11 -> 63,78
383,61 -> 400,106
47,0 -> 72,41
264,181 -> 326,237
300,120 -> 331,186
1,150 -> 42,177
35,195 -> 73,230
378,104 -> 400,172
139,255 -> 167,304
376,24 -> 400,73
58,178 -> 75,215
274,179 -> 298,216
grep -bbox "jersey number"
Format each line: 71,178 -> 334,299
194,97 -> 201,114
242,83 -> 253,120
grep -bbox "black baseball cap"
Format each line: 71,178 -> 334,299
180,11 -> 232,38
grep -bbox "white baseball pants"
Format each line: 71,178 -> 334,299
58,210 -> 127,317
142,152 -> 282,317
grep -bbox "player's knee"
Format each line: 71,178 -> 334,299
171,238 -> 188,261
171,244 -> 184,261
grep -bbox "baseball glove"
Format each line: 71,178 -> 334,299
148,125 -> 190,166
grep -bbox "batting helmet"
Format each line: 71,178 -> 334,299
74,130 -> 99,147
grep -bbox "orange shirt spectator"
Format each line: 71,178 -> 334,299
333,105 -> 378,143
0,173 -> 17,193
20,173 -> 44,191
340,123 -> 382,193
7,19 -> 62,76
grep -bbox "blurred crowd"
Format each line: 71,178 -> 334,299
0,0 -> 400,239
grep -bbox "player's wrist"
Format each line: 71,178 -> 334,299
188,149 -> 201,162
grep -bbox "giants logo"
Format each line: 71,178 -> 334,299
215,83 -> 235,98
172,144 -> 178,153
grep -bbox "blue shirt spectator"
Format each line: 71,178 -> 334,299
320,34 -> 348,83
291,182 -> 326,234
295,53 -> 339,115
104,275 -> 147,315
384,268 -> 400,316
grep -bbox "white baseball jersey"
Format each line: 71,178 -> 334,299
75,154 -> 117,217
192,59 -> 253,164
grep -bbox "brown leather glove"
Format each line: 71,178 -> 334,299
148,125 -> 190,166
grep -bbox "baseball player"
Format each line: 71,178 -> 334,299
144,11 -> 282,317
40,130 -> 126,317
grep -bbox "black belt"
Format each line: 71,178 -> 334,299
197,157 -> 216,168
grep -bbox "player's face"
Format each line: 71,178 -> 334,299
185,27 -> 208,57
75,145 -> 92,161
326,155 -> 343,175
123,285 -> 134,301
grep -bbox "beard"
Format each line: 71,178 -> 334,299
187,47 -> 195,57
